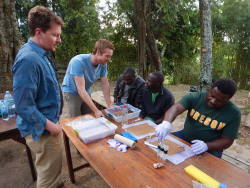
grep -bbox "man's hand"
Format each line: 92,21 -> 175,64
191,140 -> 208,155
94,110 -> 104,118
155,121 -> 172,142
107,103 -> 114,108
45,122 -> 62,136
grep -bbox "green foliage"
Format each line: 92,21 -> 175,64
156,0 -> 200,84
211,0 -> 250,89
15,0 -> 53,41
56,0 -> 101,65
107,0 -> 201,83
15,0 -> 101,67
99,0 -> 137,80
13,0 -> 249,88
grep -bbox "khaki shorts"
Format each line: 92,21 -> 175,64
60,92 -> 92,120
25,133 -> 63,188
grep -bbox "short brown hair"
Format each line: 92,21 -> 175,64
93,39 -> 115,54
28,5 -> 64,36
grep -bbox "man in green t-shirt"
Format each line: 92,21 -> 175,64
155,78 -> 241,158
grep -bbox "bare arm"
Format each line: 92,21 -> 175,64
74,76 -> 103,117
165,104 -> 234,151
206,136 -> 234,151
100,77 -> 112,108
163,103 -> 186,122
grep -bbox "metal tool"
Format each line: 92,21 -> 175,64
144,142 -> 168,154
157,142 -> 168,154
144,142 -> 158,149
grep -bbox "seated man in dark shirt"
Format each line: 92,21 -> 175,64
114,67 -> 145,108
139,71 -> 174,124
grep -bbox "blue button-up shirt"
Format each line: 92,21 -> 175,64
12,40 -> 61,141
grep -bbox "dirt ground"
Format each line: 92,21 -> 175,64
0,82 -> 249,188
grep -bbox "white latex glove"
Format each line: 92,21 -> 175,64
107,139 -> 120,148
191,140 -> 208,155
155,121 -> 172,142
117,144 -> 128,152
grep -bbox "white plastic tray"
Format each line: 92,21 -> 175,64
105,104 -> 141,122
70,117 -> 118,144
144,135 -> 195,165
122,120 -> 157,140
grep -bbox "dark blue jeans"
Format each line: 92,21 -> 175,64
172,130 -> 223,158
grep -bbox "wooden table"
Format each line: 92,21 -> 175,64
62,115 -> 250,188
0,117 -> 36,181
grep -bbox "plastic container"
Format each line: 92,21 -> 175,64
0,100 -> 3,117
4,91 -> 15,117
1,100 -> 9,121
72,117 -> 118,144
105,104 -> 141,123
121,104 -> 128,125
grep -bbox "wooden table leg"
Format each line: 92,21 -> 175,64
63,131 -> 75,183
25,144 -> 37,181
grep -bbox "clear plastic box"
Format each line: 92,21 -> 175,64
104,104 -> 141,122
71,117 -> 118,144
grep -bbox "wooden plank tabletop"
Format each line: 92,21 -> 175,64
62,116 -> 250,188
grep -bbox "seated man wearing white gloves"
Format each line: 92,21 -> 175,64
155,78 -> 241,158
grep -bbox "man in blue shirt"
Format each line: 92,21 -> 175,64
12,6 -> 64,188
61,39 -> 114,119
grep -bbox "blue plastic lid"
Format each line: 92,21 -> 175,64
220,183 -> 228,188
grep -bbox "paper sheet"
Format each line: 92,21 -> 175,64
145,135 -> 195,165
122,120 -> 157,140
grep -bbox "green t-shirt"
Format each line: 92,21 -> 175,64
151,92 -> 159,103
144,93 -> 162,122
145,116 -> 154,122
179,91 -> 241,142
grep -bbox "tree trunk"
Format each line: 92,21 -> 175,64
146,25 -> 162,72
134,0 -> 147,79
128,0 -> 162,76
0,0 -> 22,93
199,0 -> 212,90
145,0 -> 162,72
